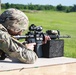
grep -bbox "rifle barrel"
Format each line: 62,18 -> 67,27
59,35 -> 71,38
13,35 -> 34,39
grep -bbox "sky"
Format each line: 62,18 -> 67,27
1,0 -> 76,6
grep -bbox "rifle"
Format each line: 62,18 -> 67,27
13,24 -> 71,57
13,33 -> 71,40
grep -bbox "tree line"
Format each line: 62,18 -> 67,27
1,3 -> 76,13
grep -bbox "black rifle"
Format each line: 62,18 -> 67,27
13,24 -> 71,57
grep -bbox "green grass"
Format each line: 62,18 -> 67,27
1,9 -> 76,58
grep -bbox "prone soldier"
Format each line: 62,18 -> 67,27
0,8 -> 38,63
0,8 -> 50,63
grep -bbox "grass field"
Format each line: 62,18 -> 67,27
1,9 -> 76,58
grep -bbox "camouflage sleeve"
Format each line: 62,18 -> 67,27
0,30 -> 38,64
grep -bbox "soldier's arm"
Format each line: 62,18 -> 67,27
0,30 -> 38,64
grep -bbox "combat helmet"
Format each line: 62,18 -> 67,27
0,8 -> 29,35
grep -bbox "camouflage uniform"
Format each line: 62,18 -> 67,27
0,8 -> 38,64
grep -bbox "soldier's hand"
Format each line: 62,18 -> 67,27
25,43 -> 36,51
43,35 -> 51,44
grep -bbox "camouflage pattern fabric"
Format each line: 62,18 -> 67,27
0,24 -> 38,64
0,8 -> 29,33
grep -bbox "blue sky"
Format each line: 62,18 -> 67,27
1,0 -> 76,6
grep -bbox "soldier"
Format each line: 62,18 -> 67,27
0,8 -> 50,63
0,8 -> 38,64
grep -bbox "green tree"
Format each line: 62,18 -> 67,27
56,4 -> 63,11
72,5 -> 76,12
5,2 -> 10,9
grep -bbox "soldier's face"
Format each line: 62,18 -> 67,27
7,29 -> 22,36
